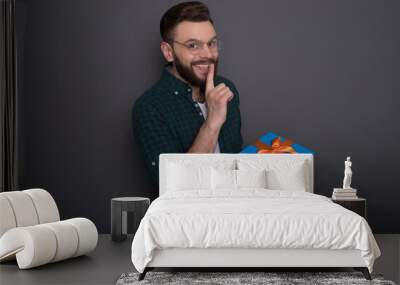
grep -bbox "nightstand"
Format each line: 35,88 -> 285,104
331,197 -> 367,219
111,197 -> 150,242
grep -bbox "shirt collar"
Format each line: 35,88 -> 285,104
160,62 -> 194,99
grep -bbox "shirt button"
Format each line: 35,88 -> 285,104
199,112 -> 203,116
174,91 -> 179,95
151,161 -> 156,166
187,88 -> 191,92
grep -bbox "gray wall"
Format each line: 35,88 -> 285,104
16,0 -> 400,233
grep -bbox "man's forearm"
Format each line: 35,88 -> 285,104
187,121 -> 221,153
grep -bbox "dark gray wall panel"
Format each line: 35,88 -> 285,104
16,0 -> 400,233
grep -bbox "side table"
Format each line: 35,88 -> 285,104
111,197 -> 150,242
331,197 -> 367,219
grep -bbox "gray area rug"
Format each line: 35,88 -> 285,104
116,271 -> 396,285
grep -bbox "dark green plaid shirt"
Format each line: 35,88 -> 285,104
132,63 -> 243,184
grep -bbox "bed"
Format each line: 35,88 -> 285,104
131,153 -> 381,280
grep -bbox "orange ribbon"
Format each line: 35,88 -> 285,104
255,137 -> 296,154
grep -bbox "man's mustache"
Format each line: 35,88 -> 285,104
192,59 -> 216,65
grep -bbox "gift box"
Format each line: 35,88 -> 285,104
240,132 -> 314,154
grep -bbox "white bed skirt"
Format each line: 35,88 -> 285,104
147,248 -> 366,268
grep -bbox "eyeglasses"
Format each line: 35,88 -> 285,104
171,38 -> 221,54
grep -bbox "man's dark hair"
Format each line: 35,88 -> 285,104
160,1 -> 214,43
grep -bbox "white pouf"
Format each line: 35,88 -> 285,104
0,189 -> 98,269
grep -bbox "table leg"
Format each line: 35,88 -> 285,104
111,201 -> 126,241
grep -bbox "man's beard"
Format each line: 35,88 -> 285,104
173,53 -> 218,93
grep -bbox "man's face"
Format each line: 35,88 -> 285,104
170,21 -> 219,92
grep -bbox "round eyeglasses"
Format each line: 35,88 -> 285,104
171,38 -> 222,55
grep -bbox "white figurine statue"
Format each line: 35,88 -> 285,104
342,156 -> 353,189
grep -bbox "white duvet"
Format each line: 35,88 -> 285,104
131,189 -> 380,273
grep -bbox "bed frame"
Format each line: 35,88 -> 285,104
139,154 -> 371,280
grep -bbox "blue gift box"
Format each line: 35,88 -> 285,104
240,132 -> 314,154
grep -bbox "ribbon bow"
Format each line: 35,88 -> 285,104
255,136 -> 296,154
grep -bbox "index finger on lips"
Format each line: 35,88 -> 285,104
205,63 -> 215,92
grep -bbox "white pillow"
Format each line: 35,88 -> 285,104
238,158 -> 308,192
166,159 -> 235,192
167,162 -> 210,191
265,164 -> 306,191
237,169 -> 267,188
211,168 -> 267,190
211,168 -> 236,190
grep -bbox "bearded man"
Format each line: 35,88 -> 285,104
132,1 -> 243,185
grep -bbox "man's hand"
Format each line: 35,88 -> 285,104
204,63 -> 234,131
